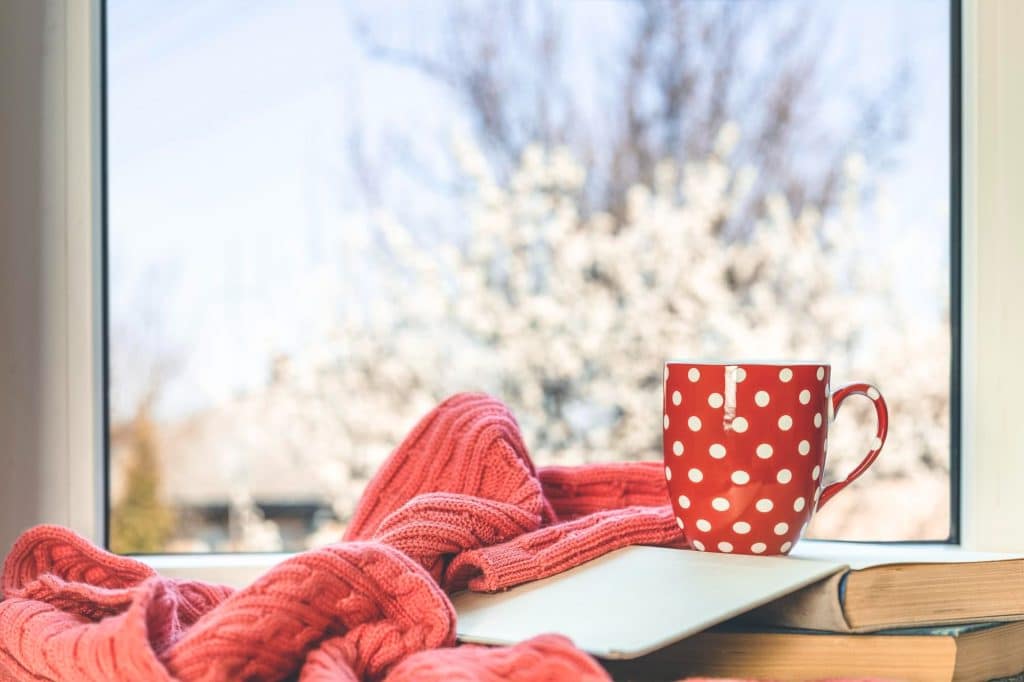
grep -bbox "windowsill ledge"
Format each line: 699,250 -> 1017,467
135,539 -> 1018,588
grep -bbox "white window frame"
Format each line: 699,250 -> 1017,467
958,0 -> 1024,552
0,0 -> 105,556
0,0 -> 1020,586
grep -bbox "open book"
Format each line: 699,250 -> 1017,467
453,545 -> 843,659
452,543 -> 1024,659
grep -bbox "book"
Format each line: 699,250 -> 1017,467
453,543 -> 1024,661
743,541 -> 1024,632
453,545 -> 846,659
601,621 -> 1024,682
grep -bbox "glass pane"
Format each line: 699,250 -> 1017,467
107,0 -> 953,552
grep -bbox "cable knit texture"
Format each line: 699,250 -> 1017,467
0,393 -> 686,681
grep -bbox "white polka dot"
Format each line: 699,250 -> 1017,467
696,519 -> 711,532
812,465 -> 821,480
709,443 -> 727,459
673,441 -> 684,456
731,470 -> 750,485
676,516 -> 685,529
692,539 -> 706,551
712,497 -> 730,511
781,541 -> 793,553
798,440 -> 810,455
736,368 -> 747,382
688,368 -> 701,382
793,497 -> 806,512
718,541 -> 734,553
779,367 -> 793,382
778,415 -> 793,430
814,412 -> 822,428
755,390 -> 770,407
665,466 -> 672,481
777,469 -> 792,484
751,542 -> 767,554
732,416 -> 749,433
678,495 -> 691,509
827,398 -> 835,422
870,436 -> 882,450
707,392 -> 724,408
755,498 -> 774,512
817,366 -> 825,381
799,389 -> 811,404
688,468 -> 703,482
664,414 -> 670,429
672,390 -> 682,406
867,386 -> 880,400
774,522 -> 789,535
823,438 -> 828,453
733,521 -> 751,534
688,416 -> 702,431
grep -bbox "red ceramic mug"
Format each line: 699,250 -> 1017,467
662,361 -> 888,555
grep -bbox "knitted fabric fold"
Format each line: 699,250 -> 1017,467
0,393 -> 685,681
384,634 -> 610,681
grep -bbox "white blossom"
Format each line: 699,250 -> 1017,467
220,133 -> 949,544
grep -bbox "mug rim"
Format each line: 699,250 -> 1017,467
665,359 -> 829,367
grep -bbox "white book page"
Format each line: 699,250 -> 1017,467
791,540 -> 1024,570
453,545 -> 845,659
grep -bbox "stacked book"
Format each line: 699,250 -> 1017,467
454,542 -> 1024,681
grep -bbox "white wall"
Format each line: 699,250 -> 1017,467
0,0 -> 102,556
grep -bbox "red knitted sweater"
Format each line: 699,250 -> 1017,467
0,393 -> 686,681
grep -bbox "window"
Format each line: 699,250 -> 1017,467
106,0 -> 957,553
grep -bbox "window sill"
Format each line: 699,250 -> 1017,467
138,551 -> 292,587
135,539 -> 1020,588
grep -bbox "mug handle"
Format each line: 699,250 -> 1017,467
816,382 -> 889,510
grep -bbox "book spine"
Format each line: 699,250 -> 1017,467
735,570 -> 854,632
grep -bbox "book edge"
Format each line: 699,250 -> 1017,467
736,569 -> 855,633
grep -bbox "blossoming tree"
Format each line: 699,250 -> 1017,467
266,127 -> 949,543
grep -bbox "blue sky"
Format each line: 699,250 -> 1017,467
107,0 -> 951,420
